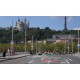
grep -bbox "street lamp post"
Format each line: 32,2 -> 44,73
64,42 -> 66,54
78,29 -> 79,54
36,39 -> 37,54
68,37 -> 70,54
68,41 -> 69,54
25,30 -> 26,54
31,35 -> 34,53
11,21 -> 14,56
73,28 -> 80,54
71,38 -> 73,53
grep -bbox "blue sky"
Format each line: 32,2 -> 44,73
0,16 -> 80,30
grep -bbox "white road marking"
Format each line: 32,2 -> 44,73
60,62 -> 66,64
68,58 -> 73,61
66,60 -> 70,64
32,55 -> 42,58
41,57 -> 45,60
53,57 -> 60,59
65,58 -> 73,61
28,60 -> 34,63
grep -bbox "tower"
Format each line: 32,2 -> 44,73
63,16 -> 67,31
18,17 -> 20,22
24,17 -> 26,24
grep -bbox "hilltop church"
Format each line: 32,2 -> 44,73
16,17 -> 29,31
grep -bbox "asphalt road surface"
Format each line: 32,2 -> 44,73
0,54 -> 80,64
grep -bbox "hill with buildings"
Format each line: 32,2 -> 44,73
0,26 -> 78,43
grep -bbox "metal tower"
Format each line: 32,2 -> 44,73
63,16 -> 68,31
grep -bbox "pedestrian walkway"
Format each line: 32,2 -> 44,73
73,52 -> 80,58
0,52 -> 30,62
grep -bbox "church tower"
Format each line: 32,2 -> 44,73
63,16 -> 68,31
18,17 -> 20,22
24,17 -> 26,24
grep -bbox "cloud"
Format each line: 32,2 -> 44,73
73,27 -> 80,30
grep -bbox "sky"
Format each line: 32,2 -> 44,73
0,16 -> 80,30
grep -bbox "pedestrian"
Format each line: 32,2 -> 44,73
10,49 -> 13,56
7,48 -> 10,55
12,49 -> 15,55
3,50 -> 7,57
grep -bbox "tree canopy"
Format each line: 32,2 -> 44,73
0,27 -> 78,43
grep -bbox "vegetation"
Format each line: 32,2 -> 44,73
0,27 -> 78,43
0,41 -> 77,53
0,27 -> 78,53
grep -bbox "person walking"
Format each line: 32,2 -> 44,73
7,48 -> 10,56
3,50 -> 7,57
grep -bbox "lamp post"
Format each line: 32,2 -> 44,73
36,39 -> 37,54
64,42 -> 66,54
25,30 -> 26,54
67,35 -> 70,54
67,34 -> 71,54
31,35 -> 33,53
73,28 -> 80,54
71,38 -> 74,53
67,40 -> 69,54
78,29 -> 79,54
11,21 -> 14,56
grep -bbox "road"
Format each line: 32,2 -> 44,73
0,54 -> 80,64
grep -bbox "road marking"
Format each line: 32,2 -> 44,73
28,60 -> 34,63
68,58 -> 73,61
41,57 -> 45,60
66,60 -> 70,64
32,55 -> 42,58
60,62 -> 66,64
65,58 -> 73,61
53,57 -> 60,59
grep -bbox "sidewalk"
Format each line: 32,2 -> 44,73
0,52 -> 30,62
73,52 -> 80,58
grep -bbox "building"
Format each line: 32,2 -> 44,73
16,17 -> 29,31
47,34 -> 77,43
52,34 -> 77,40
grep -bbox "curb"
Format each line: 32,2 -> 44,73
73,55 -> 80,58
0,54 -> 30,62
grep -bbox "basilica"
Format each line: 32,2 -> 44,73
16,17 -> 29,31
